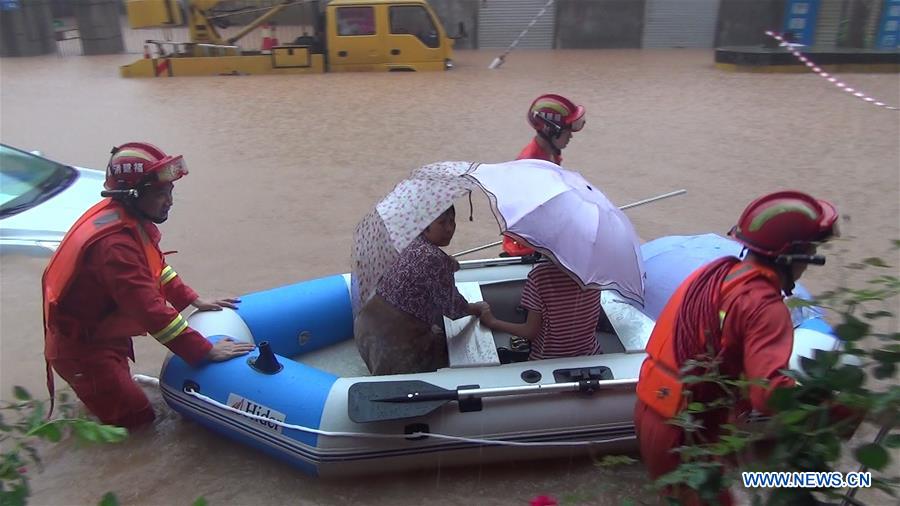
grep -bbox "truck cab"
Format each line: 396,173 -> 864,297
325,0 -> 454,72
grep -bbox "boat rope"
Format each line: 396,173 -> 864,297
134,374 -> 633,447
764,31 -> 899,111
488,0 -> 555,69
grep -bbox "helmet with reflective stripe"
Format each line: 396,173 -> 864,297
729,190 -> 839,257
527,94 -> 586,136
104,142 -> 188,191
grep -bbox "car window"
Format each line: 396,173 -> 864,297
0,145 -> 73,216
389,5 -> 439,48
336,7 -> 375,36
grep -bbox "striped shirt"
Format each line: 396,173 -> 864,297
520,262 -> 602,360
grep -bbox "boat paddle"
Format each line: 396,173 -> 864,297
348,378 -> 635,423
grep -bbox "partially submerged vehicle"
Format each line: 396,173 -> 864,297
0,144 -> 104,256
160,240 -> 839,477
121,0 -> 462,77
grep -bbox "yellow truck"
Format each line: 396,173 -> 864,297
121,0 -> 462,78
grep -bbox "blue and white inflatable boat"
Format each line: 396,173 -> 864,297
159,235 -> 839,477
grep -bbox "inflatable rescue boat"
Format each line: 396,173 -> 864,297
159,236 -> 837,477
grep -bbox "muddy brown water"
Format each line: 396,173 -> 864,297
1,49 -> 898,505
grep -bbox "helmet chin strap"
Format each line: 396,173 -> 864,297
745,249 -> 826,297
534,115 -> 566,158
145,212 -> 168,224
537,130 -> 562,158
773,254 -> 826,297
777,264 -> 797,297
101,189 -> 168,224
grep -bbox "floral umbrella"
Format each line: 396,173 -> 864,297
351,161 -> 477,314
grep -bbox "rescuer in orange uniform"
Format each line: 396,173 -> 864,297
502,94 -> 586,257
634,191 -> 840,505
43,142 -> 255,429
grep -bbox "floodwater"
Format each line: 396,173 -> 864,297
1,49 -> 898,505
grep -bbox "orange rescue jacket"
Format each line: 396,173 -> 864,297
42,199 -> 164,354
636,261 -> 781,418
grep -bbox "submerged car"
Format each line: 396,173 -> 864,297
0,144 -> 104,256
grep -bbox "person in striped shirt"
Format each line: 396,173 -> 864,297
479,260 -> 603,359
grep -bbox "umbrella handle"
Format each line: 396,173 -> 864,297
451,189 -> 687,258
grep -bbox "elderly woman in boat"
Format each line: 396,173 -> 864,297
354,205 -> 487,375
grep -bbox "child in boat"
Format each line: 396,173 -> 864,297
479,258 -> 602,359
354,206 -> 486,375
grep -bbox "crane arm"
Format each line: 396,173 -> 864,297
126,1 -> 303,47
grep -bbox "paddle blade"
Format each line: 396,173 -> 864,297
348,380 -> 454,424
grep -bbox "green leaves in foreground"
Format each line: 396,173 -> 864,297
1,386 -> 128,506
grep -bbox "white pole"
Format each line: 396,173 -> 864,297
488,0 -> 556,69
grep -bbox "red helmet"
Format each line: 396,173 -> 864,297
728,191 -> 839,257
104,142 -> 188,191
527,94 -> 586,136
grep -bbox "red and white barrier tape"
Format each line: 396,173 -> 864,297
764,31 -> 898,111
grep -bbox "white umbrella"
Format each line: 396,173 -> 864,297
466,159 -> 645,305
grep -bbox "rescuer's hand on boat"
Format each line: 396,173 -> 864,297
192,297 -> 241,311
206,337 -> 256,362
